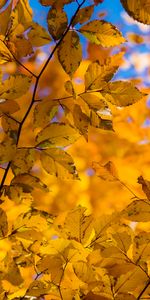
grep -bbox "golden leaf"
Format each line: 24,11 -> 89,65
0,138 -> 16,163
121,199 -> 150,222
138,176 -> 150,200
121,0 -> 150,25
36,122 -> 80,148
79,20 -> 125,47
11,148 -> 36,175
0,99 -> 19,115
84,52 -> 124,90
11,173 -> 49,192
72,5 -> 94,26
26,280 -> 51,297
80,93 -> 108,111
63,206 -> 94,245
28,22 -> 51,47
58,31 -> 82,77
0,40 -> 13,64
73,104 -> 89,138
92,161 -> 118,181
0,2 -> 12,36
47,6 -> 68,40
0,208 -> 8,238
40,148 -> 78,179
33,99 -> 58,129
0,74 -> 32,100
64,80 -> 76,98
133,231 -> 150,264
102,81 -> 144,106
10,0 -> 32,37
4,261 -> 24,286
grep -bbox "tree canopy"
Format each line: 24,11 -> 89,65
0,0 -> 150,299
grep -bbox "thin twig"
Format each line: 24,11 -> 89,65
0,0 -> 86,190
137,279 -> 150,300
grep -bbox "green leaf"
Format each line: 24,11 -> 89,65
79,20 -> 125,47
36,122 -> 80,148
58,31 -> 82,77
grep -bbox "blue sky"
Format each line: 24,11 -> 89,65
30,0 -> 150,85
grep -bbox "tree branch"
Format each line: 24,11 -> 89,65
0,0 -> 86,190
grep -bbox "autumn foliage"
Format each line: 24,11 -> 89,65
0,0 -> 150,299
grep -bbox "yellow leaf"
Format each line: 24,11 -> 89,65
120,0 -> 150,25
4,261 -> 24,286
28,22 -> 51,47
26,280 -> 51,297
11,148 -> 36,175
11,173 -> 49,192
133,231 -> 150,264
34,99 -> 58,129
63,207 -> 94,245
0,138 -> 16,163
0,2 -> 12,36
37,254 -> 64,284
138,176 -> 150,200
40,148 -> 78,179
47,6 -> 68,40
10,0 -> 32,37
90,111 -> 113,131
80,93 -> 108,111
79,20 -> 125,47
58,31 -> 82,77
73,261 -> 96,283
84,52 -> 124,90
0,208 -> 8,238
72,5 -> 94,26
36,122 -> 80,148
73,104 -> 89,138
64,80 -> 76,98
0,99 -> 19,115
121,199 -> 150,222
0,40 -> 13,64
102,81 -> 144,106
9,35 -> 33,58
92,161 -> 118,181
0,74 -> 32,100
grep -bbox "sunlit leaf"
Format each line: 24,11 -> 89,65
11,148 -> 36,175
58,31 -> 82,77
121,199 -> 150,222
0,40 -> 13,64
47,6 -> 68,40
11,173 -> 49,193
102,81 -> 144,106
79,20 -> 125,47
72,5 -> 94,26
138,176 -> 150,201
0,74 -> 32,100
0,208 -> 8,238
120,0 -> 150,25
0,1 -> 12,36
28,22 -> 51,47
40,148 -> 78,179
84,52 -> 124,90
36,122 -> 80,148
